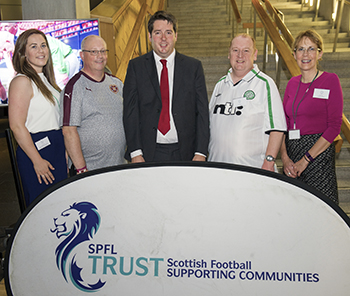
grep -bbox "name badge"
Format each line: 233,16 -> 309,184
313,88 -> 330,99
232,97 -> 246,107
35,136 -> 51,151
289,129 -> 300,140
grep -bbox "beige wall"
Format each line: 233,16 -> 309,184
90,0 -> 127,75
98,18 -> 118,74
21,0 -> 90,20
0,0 -> 127,20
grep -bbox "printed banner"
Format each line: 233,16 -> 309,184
5,163 -> 350,295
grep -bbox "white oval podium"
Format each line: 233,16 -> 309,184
5,162 -> 350,295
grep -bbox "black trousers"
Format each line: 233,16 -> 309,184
153,143 -> 181,162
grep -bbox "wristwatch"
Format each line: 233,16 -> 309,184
265,155 -> 276,162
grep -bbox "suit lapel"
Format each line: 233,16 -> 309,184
173,52 -> 183,101
145,51 -> 161,100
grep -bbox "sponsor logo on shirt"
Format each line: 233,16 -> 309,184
213,103 -> 243,116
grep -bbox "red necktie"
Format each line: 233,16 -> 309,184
158,59 -> 170,135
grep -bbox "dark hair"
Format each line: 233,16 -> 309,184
12,29 -> 60,104
293,29 -> 323,53
148,11 -> 177,34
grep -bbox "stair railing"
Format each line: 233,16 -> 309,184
333,0 -> 347,52
251,0 -> 300,75
314,0 -> 321,21
302,0 -> 349,52
251,0 -> 349,151
107,0 -> 166,82
227,0 -> 242,37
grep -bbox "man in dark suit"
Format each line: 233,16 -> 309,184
123,11 -> 209,163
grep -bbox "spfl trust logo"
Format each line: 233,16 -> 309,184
50,201 -> 106,292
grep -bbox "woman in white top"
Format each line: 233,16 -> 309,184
8,29 -> 67,206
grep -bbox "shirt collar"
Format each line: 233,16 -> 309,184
153,49 -> 176,67
226,64 -> 259,85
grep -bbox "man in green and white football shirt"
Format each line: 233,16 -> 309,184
208,34 -> 286,172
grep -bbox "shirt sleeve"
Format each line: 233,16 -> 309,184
264,75 -> 287,133
60,79 -> 82,127
322,73 -> 343,143
283,81 -> 292,131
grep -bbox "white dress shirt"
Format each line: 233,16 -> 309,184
153,49 -> 179,143
130,50 -> 178,159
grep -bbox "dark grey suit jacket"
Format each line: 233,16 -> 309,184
123,51 -> 209,162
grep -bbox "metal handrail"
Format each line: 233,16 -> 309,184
227,0 -> 242,36
314,0 -> 321,21
252,0 -> 300,76
264,1 -> 293,48
333,0 -> 347,52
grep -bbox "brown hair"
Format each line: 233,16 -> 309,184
12,29 -> 60,104
148,11 -> 177,34
292,29 -> 323,53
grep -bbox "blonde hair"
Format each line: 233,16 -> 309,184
230,33 -> 257,50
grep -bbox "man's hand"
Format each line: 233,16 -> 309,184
131,155 -> 145,163
261,159 -> 275,172
192,155 -> 206,162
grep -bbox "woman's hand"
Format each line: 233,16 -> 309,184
282,156 -> 297,178
293,157 -> 309,177
33,158 -> 55,185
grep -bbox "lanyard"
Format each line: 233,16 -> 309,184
292,70 -> 318,129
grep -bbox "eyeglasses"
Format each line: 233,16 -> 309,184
295,47 -> 320,54
82,49 -> 109,56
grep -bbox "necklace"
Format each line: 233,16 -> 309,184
291,70 -> 319,129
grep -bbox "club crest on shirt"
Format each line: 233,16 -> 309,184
244,90 -> 255,100
109,84 -> 119,93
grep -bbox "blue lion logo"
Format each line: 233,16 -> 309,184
51,202 -> 105,292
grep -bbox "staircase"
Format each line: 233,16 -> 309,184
271,1 -> 350,213
272,0 -> 350,52
167,0 -> 350,214
167,0 -> 233,97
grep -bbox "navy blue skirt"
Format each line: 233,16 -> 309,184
16,129 -> 67,206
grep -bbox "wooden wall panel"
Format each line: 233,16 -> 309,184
98,19 -> 117,74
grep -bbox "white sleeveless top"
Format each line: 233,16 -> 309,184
21,73 -> 60,133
